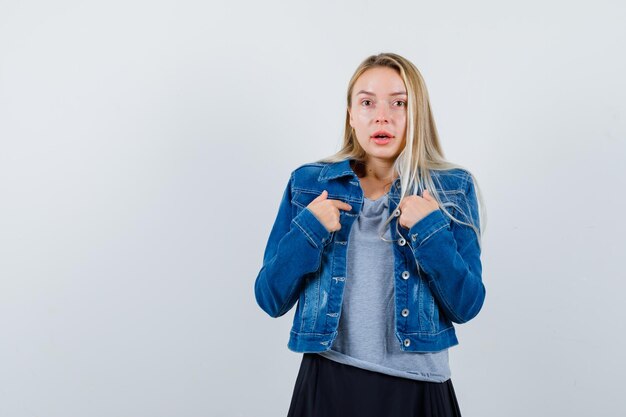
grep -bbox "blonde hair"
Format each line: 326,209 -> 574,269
316,52 -> 487,249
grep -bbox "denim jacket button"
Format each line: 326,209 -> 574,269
401,308 -> 410,317
401,271 -> 410,280
398,238 -> 406,246
403,338 -> 411,347
393,209 -> 401,217
411,234 -> 417,241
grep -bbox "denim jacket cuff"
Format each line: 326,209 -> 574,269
407,209 -> 450,247
292,207 -> 332,249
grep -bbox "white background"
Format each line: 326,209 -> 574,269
1,1 -> 625,416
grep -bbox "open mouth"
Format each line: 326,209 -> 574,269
371,130 -> 394,144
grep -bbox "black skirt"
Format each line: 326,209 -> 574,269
287,353 -> 462,417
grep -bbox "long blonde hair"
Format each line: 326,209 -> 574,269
316,52 -> 487,248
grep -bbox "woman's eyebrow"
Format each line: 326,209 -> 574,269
355,90 -> 407,96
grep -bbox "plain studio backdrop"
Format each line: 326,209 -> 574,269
1,1 -> 625,416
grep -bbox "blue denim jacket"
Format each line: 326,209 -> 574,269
254,158 -> 485,353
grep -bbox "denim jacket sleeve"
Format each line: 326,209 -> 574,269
404,173 -> 485,324
254,172 -> 332,318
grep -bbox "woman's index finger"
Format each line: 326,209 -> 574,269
330,199 -> 352,211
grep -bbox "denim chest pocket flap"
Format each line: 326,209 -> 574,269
292,188 -> 361,224
292,189 -> 321,210
292,188 -> 357,210
293,186 -> 359,206
439,189 -> 470,223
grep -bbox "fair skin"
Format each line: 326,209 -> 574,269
349,66 -> 407,195
308,66 -> 439,232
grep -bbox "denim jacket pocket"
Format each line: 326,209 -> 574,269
439,189 -> 465,223
443,190 -> 469,225
292,189 -> 322,207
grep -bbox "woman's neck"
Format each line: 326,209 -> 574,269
352,158 -> 397,182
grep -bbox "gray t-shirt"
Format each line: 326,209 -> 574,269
317,193 -> 451,382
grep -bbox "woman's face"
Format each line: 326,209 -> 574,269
348,66 -> 407,163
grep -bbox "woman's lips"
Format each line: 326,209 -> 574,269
372,137 -> 392,145
372,130 -> 393,137
370,130 -> 394,145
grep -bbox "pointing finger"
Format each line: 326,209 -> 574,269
331,200 -> 352,211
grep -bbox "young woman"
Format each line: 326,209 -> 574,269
254,52 -> 486,417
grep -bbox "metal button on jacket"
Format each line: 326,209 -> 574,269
398,237 -> 406,246
401,308 -> 410,317
401,270 -> 410,280
393,208 -> 401,217
404,338 -> 411,347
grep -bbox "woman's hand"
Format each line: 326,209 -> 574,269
306,190 -> 352,232
397,189 -> 440,230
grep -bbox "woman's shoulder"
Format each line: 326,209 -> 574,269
290,159 -> 348,181
430,166 -> 473,191
431,166 -> 470,178
291,161 -> 328,175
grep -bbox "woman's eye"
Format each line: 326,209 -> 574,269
395,100 -> 406,107
361,100 -> 372,106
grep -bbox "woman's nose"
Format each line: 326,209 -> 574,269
375,105 -> 390,123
